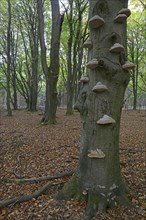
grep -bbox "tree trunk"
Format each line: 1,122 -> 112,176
57,0 -> 132,218
6,0 -> 12,116
29,44 -> 39,111
37,0 -> 62,124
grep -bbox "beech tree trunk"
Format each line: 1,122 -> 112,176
66,0 -> 88,115
6,0 -> 12,116
57,0 -> 132,219
29,43 -> 39,111
37,0 -> 63,124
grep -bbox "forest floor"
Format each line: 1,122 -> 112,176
0,108 -> 146,220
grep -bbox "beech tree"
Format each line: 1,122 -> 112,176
37,0 -> 63,124
57,0 -> 135,219
15,0 -> 39,111
6,0 -> 12,116
63,0 -> 88,115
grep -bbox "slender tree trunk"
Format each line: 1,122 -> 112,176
6,0 -> 12,116
66,3 -> 74,115
57,0 -> 132,219
12,70 -> 18,110
11,33 -> 18,110
29,44 -> 39,111
66,1 -> 88,115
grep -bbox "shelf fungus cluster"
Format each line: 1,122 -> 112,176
92,82 -> 108,93
88,149 -> 105,159
89,15 -> 105,29
97,115 -> 116,125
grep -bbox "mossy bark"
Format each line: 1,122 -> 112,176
56,0 -> 131,219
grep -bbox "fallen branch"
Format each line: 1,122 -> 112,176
0,171 -> 74,184
0,181 -> 64,209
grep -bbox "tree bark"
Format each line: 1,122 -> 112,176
57,0 -> 131,218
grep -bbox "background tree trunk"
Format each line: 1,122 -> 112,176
37,0 -> 63,124
6,0 -> 12,116
66,0 -> 88,115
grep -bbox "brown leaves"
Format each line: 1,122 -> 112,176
0,109 -> 146,219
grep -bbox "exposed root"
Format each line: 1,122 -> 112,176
1,171 -> 73,185
55,176 -> 133,219
55,175 -> 82,200
0,171 -> 73,209
0,181 -> 53,209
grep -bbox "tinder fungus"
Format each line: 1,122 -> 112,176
118,8 -> 131,17
89,15 -> 105,29
114,14 -> 127,23
122,61 -> 135,70
97,115 -> 116,125
79,76 -> 89,83
88,149 -> 105,158
86,59 -> 99,69
83,38 -> 93,49
110,43 -> 124,53
92,82 -> 108,92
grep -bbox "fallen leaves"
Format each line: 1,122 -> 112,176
0,109 -> 146,219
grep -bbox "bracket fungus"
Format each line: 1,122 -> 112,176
83,38 -> 93,49
110,43 -> 124,53
79,76 -> 89,83
122,61 -> 135,70
118,8 -> 131,17
89,15 -> 105,29
86,59 -> 99,69
88,149 -> 105,159
92,82 -> 108,92
114,14 -> 127,23
97,115 -> 116,125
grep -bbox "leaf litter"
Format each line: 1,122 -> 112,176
0,109 -> 145,219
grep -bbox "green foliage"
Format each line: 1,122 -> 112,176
127,0 -> 146,102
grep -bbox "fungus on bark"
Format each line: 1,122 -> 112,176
114,14 -> 127,23
109,43 -> 124,53
89,15 -> 105,28
86,59 -> 99,69
83,38 -> 93,49
92,82 -> 108,92
96,114 -> 116,125
122,61 -> 135,70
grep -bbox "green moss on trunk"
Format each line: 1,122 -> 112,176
55,175 -> 85,201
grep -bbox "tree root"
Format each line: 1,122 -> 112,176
56,175 -> 134,219
0,171 -> 73,209
0,181 -> 53,209
1,171 -> 73,184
